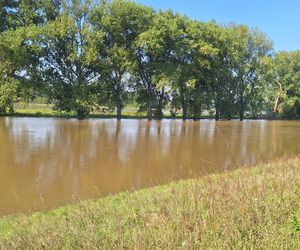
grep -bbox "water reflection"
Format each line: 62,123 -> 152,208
0,118 -> 300,215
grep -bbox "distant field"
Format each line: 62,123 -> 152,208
13,103 -> 148,118
12,103 -> 215,119
14,103 -> 58,115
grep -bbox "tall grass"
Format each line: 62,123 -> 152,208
0,157 -> 299,249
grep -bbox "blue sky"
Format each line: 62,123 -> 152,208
135,0 -> 300,52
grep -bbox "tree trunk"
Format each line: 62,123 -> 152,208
193,102 -> 201,121
116,85 -> 122,120
157,89 -> 165,120
0,107 -> 5,115
274,80 -> 283,117
147,82 -> 153,120
239,95 -> 244,121
9,103 -> 14,114
147,96 -> 152,120
77,109 -> 86,120
273,93 -> 280,116
215,102 -> 220,121
115,79 -> 122,120
182,100 -> 188,121
157,99 -> 163,120
116,100 -> 122,120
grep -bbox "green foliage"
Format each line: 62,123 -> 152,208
91,0 -> 153,118
0,0 -> 61,31
0,0 -> 18,32
0,0 -> 61,114
263,51 -> 300,118
0,0 -> 299,120
0,25 -> 30,114
0,78 -> 18,114
30,0 -> 100,118
228,25 -> 273,119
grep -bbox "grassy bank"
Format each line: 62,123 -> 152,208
0,157 -> 300,249
9,104 -> 292,120
12,103 -> 149,119
5,103 -> 213,119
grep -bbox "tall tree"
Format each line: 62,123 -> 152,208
33,0 -> 100,119
133,10 -> 180,120
229,25 -> 273,120
263,51 -> 300,118
171,21 -> 219,120
205,24 -> 239,120
0,0 -> 62,114
91,0 -> 153,119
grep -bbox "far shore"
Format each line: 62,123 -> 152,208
0,103 -> 298,121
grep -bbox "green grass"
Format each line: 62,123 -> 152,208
0,157 -> 299,249
8,103 -> 215,119
12,104 -> 152,119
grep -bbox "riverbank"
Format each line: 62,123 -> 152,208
3,103 -> 268,120
2,103 -> 296,120
5,104 -> 214,120
0,157 -> 299,249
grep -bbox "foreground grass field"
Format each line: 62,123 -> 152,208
0,157 -> 299,249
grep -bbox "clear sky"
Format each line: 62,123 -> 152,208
135,0 -> 300,52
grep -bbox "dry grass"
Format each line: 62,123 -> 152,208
0,157 -> 299,249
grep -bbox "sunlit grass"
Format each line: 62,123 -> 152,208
12,103 -> 149,118
0,157 -> 299,249
10,103 -> 215,119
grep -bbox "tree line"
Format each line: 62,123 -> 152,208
0,0 -> 299,120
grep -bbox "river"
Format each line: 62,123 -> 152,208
0,117 -> 299,215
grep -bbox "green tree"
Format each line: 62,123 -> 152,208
182,21 -> 218,120
172,21 -> 221,120
91,0 -> 153,119
264,51 -> 300,118
0,29 -> 26,114
0,0 -> 62,114
33,0 -> 100,119
229,25 -> 273,120
133,10 -> 182,120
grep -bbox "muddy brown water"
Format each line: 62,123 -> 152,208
0,117 -> 299,215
